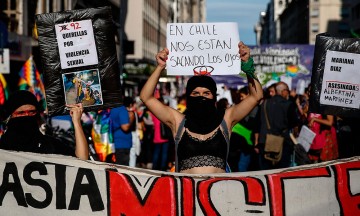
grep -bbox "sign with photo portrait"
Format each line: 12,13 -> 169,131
62,69 -> 103,107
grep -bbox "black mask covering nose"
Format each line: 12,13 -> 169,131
1,116 -> 42,152
185,96 -> 224,134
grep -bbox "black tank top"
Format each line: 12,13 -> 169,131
177,127 -> 227,171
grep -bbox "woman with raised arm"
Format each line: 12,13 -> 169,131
140,42 -> 263,174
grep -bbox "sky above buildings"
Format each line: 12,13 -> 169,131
206,0 -> 269,46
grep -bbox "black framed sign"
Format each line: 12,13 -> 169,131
309,33 -> 360,118
36,6 -> 123,116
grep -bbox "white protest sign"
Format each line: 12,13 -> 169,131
320,50 -> 360,109
166,22 -> 240,76
0,48 -> 10,74
55,19 -> 98,69
297,125 -> 316,152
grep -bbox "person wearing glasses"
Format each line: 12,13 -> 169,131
0,90 -> 89,160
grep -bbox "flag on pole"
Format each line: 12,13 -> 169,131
18,56 -> 46,107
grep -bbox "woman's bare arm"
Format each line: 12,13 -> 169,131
225,42 -> 263,128
66,103 -> 89,160
139,48 -> 183,132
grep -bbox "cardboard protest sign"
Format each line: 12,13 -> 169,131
166,22 -> 240,76
36,6 -> 122,116
309,33 -> 360,118
55,19 -> 98,69
320,51 -> 360,109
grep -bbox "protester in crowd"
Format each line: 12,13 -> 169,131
218,85 -> 233,105
257,82 -> 298,169
124,96 -> 141,167
216,98 -> 230,111
295,94 -> 308,124
140,41 -> 263,174
218,96 -> 241,172
110,101 -> 134,166
230,86 -> 260,172
336,117 -> 360,159
177,94 -> 187,113
150,97 -> 171,171
264,83 -> 276,99
307,114 -> 338,162
138,107 -> 154,169
295,86 -> 310,120
0,90 -> 89,160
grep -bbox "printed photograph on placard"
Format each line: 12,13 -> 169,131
62,69 -> 103,107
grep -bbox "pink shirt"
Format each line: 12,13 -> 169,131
150,113 -> 169,144
308,113 -> 325,150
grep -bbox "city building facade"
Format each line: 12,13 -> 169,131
256,0 -> 354,45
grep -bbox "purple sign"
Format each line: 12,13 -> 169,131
212,44 -> 315,90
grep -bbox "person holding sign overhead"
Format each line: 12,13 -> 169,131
140,42 -> 262,174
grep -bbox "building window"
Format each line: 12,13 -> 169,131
311,23 -> 319,32
3,0 -> 19,33
311,8 -> 319,17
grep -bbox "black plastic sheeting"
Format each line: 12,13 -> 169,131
309,33 -> 360,118
35,6 -> 122,116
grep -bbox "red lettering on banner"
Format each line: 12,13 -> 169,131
108,171 -> 177,216
197,177 -> 265,216
333,161 -> 360,215
266,167 -> 331,216
181,177 -> 195,216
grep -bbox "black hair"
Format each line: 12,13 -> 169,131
239,86 -> 249,95
123,96 -> 134,107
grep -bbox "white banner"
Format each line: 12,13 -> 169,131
55,20 -> 98,69
0,149 -> 359,215
166,22 -> 240,76
320,50 -> 360,109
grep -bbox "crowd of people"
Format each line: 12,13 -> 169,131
0,41 -> 359,174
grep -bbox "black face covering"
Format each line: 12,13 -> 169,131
185,96 -> 224,134
1,116 -> 42,152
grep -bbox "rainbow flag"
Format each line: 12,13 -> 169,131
18,56 -> 46,107
0,73 -> 9,105
91,109 -> 115,162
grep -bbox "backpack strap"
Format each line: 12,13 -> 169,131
174,117 -> 186,172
